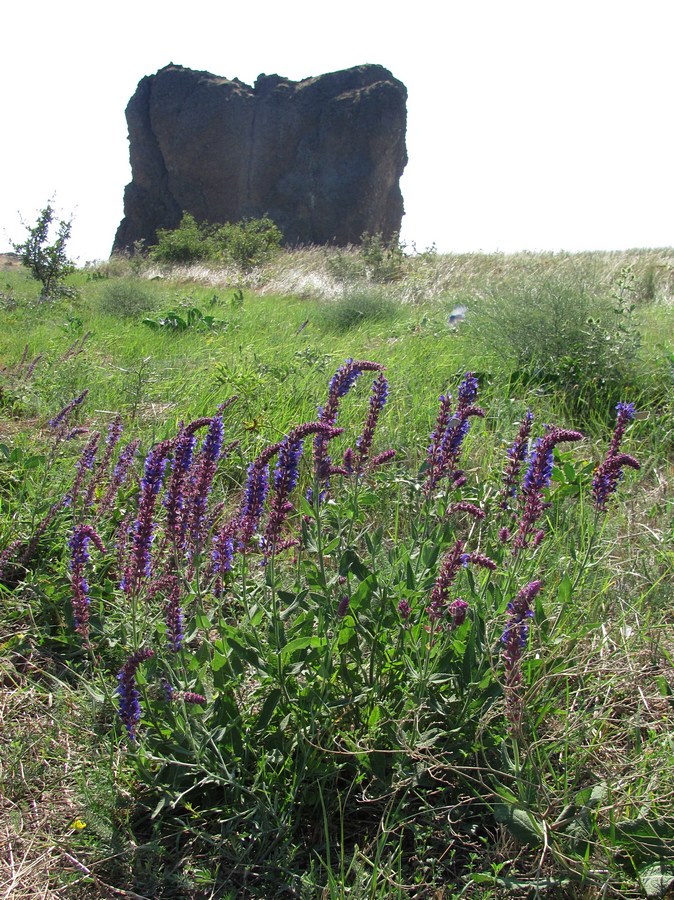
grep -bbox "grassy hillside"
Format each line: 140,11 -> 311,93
1,247 -> 673,898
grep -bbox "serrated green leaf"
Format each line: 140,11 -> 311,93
638,863 -> 674,898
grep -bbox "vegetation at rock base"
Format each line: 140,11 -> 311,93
1,243 -> 673,898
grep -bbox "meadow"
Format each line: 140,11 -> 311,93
1,242 -> 673,898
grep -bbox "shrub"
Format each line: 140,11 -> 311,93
317,288 -> 400,332
467,270 -> 641,419
212,216 -> 283,271
359,231 -> 407,283
97,278 -> 157,318
150,213 -> 283,270
13,202 -> 75,299
150,213 -> 214,264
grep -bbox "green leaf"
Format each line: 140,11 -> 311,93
638,863 -> 674,898
557,574 -> 572,606
493,803 -> 543,846
281,635 -> 327,661
255,689 -> 282,733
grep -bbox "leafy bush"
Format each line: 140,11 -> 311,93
360,231 -> 407,283
213,216 -> 282,271
13,202 -> 75,299
467,269 -> 641,418
97,278 -> 157,318
150,213 -> 214,264
150,213 -> 282,270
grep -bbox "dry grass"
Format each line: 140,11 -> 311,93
102,246 -> 674,309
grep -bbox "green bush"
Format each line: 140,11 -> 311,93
317,289 -> 400,332
467,270 -> 642,418
13,202 -> 75,299
97,278 -> 158,318
150,213 -> 282,270
150,213 -> 214,264
213,216 -> 282,271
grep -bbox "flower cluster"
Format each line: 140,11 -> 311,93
312,359 -> 384,498
121,440 -> 172,595
117,648 -> 154,742
424,373 -> 484,496
592,402 -> 640,510
513,427 -> 583,552
501,580 -> 543,729
500,409 -> 534,511
68,524 -> 106,643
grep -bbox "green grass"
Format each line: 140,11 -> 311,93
1,248 -> 673,898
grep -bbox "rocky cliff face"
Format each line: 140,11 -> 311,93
113,64 -> 408,252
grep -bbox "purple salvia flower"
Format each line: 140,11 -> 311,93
513,427 -> 583,553
424,393 -> 454,495
264,422 -> 341,554
447,501 -> 485,520
397,599 -> 411,620
592,452 -> 640,510
68,431 -> 101,511
312,358 -> 384,499
608,401 -> 635,460
353,373 -> 389,473
96,439 -> 141,516
211,519 -> 236,598
424,374 -> 484,496
336,595 -> 351,618
591,402 -> 639,511
69,523 -> 106,644
428,540 -> 465,609
49,389 -> 89,431
500,409 -> 534,511
85,415 -> 123,508
181,691 -> 207,705
121,441 -> 171,596
448,598 -> 469,628
369,449 -> 396,470
117,648 -> 154,742
239,440 -> 283,546
462,551 -> 497,571
501,580 -> 543,730
161,678 -> 175,701
163,423 -> 198,548
183,411 -> 228,554
159,575 -> 184,652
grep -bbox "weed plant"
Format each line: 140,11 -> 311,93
0,251 -> 673,897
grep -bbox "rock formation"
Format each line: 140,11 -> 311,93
113,64 -> 408,253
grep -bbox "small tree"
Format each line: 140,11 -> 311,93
13,202 -> 75,298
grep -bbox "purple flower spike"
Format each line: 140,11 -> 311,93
117,648 -> 154,742
428,541 -> 465,609
501,580 -> 543,730
264,422 -> 342,555
500,410 -> 534,511
336,595 -> 351,618
592,452 -> 640,510
353,373 -> 390,473
398,599 -> 411,620
97,439 -> 140,516
592,402 -> 640,511
424,373 -> 484,496
514,427 -> 583,552
121,441 -> 172,596
49,389 -> 89,431
448,598 -> 469,628
312,359 -> 384,499
69,523 -> 106,643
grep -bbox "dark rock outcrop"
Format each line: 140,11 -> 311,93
113,63 -> 407,252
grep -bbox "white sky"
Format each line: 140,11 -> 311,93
2,0 -> 672,262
